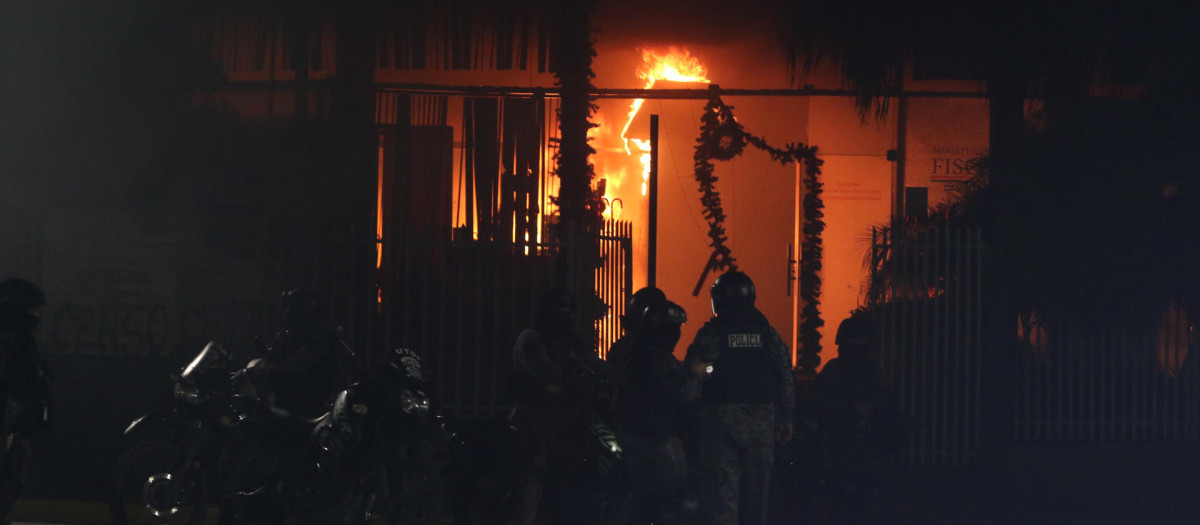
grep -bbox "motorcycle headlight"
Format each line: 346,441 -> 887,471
399,390 -> 430,417
172,381 -> 202,405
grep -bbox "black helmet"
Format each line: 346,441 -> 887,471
535,288 -> 575,331
710,270 -> 755,316
643,299 -> 687,328
642,299 -> 687,349
0,278 -> 45,313
537,288 -> 575,316
623,287 -> 666,336
0,278 -> 45,332
280,289 -> 322,329
835,315 -> 874,347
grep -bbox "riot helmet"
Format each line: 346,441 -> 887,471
710,270 -> 756,317
0,278 -> 46,332
835,314 -> 874,360
642,299 -> 687,349
535,288 -> 575,333
280,289 -> 323,330
623,286 -> 666,337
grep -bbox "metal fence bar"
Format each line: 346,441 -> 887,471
1069,321 -> 1077,441
920,231 -> 932,465
953,227 -> 964,464
1147,323 -> 1156,443
1089,327 -> 1098,443
934,228 -> 946,464
1104,324 -> 1113,442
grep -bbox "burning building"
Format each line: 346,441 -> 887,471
3,0 -> 990,461
7,0 -> 1199,507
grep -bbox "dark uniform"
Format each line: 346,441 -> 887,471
815,315 -> 905,525
0,279 -> 51,523
510,289 -> 616,525
260,290 -> 355,419
606,286 -> 667,378
239,289 -> 355,502
613,298 -> 699,525
262,326 -> 354,417
685,271 -> 793,525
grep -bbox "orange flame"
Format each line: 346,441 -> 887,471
599,47 -> 710,222
619,47 -> 711,156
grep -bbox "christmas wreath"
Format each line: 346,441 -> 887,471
692,90 -> 827,372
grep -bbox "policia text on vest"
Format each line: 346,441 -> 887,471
727,333 -> 762,347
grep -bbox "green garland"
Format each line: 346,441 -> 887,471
548,0 -> 607,344
693,92 -> 827,372
551,0 -> 603,234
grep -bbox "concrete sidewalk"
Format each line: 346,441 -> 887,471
10,481 -> 1200,525
9,498 -> 224,525
9,499 -> 117,525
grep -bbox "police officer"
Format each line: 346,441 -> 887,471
0,279 -> 52,522
510,288 -> 615,525
816,314 -> 904,525
817,315 -> 882,409
606,286 -> 668,380
613,297 -> 699,525
684,270 -> 794,525
259,289 -> 356,419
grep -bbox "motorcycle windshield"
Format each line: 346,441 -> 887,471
181,341 -> 227,381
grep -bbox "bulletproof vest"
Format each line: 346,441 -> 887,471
702,319 -> 777,405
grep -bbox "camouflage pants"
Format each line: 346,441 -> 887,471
696,404 -> 775,525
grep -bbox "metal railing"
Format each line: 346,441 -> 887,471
595,220 -> 634,359
277,228 -> 632,418
869,226 -> 984,467
1013,308 -> 1197,443
870,225 -> 1200,467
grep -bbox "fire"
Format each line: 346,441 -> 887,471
619,47 -> 711,156
598,46 -> 709,221
630,138 -> 652,195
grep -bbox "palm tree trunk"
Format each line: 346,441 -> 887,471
550,0 -> 602,337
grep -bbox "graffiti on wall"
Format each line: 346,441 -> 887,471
47,299 -> 273,358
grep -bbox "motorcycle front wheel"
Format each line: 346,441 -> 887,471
108,440 -> 209,525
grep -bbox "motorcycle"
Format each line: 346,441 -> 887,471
248,347 -> 446,525
108,341 -> 256,525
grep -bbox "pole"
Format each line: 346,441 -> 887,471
648,114 -> 659,288
894,88 -> 908,228
793,162 -> 801,367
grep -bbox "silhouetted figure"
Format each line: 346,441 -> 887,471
815,314 -> 905,525
224,290 -> 357,520
259,289 -> 356,419
607,286 -> 668,375
685,270 -> 794,525
0,279 -> 51,523
510,289 -> 618,525
613,297 -> 700,525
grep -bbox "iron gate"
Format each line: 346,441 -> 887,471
595,220 -> 634,359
